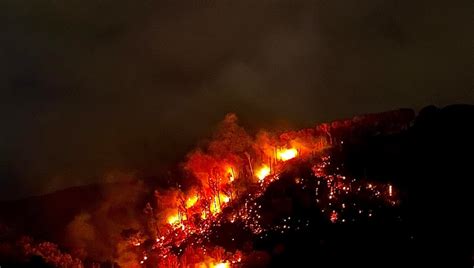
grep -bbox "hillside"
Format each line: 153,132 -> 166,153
1,105 -> 473,267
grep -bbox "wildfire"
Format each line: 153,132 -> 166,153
12,113 -> 408,268
211,262 -> 230,268
227,167 -> 235,182
127,113 -> 404,267
167,213 -> 181,225
277,148 -> 298,161
256,165 -> 271,181
221,194 -> 230,203
186,195 -> 199,208
210,193 -> 231,215
141,142 -> 398,266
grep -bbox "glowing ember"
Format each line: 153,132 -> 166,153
256,165 -> 271,181
277,148 -> 298,161
330,211 -> 338,223
186,195 -> 199,208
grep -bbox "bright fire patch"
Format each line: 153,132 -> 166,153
256,165 -> 271,181
186,195 -> 199,208
211,262 -> 230,268
209,194 -> 230,215
277,148 -> 298,161
167,213 -> 180,225
227,167 -> 235,182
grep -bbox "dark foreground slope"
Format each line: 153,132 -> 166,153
270,104 -> 474,267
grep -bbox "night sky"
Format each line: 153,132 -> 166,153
0,0 -> 472,199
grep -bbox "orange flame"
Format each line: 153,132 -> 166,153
220,193 -> 230,203
210,194 -> 230,215
212,262 -> 230,268
227,167 -> 235,182
256,165 -> 271,181
186,195 -> 199,208
167,213 -> 180,225
277,148 -> 298,161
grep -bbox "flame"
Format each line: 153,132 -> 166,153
220,193 -> 230,203
210,262 -> 230,268
198,261 -> 230,268
227,167 -> 235,182
210,194 -> 230,215
167,213 -> 180,225
210,201 -> 220,215
256,165 -> 271,181
186,195 -> 199,208
277,148 -> 298,161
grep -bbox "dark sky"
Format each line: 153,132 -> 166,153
0,0 -> 472,199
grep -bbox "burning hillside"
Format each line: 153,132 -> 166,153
117,112 -> 406,267
1,111 -> 411,267
2,106 -> 472,267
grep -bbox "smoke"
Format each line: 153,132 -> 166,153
1,0 -> 472,199
65,213 -> 95,259
63,180 -> 147,262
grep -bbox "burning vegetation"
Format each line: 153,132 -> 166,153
115,112 -> 409,267
1,110 -> 417,267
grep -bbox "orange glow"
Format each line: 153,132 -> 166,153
256,165 -> 270,181
277,148 -> 298,161
186,195 -> 199,208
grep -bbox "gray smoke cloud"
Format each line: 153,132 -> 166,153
0,0 -> 472,199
